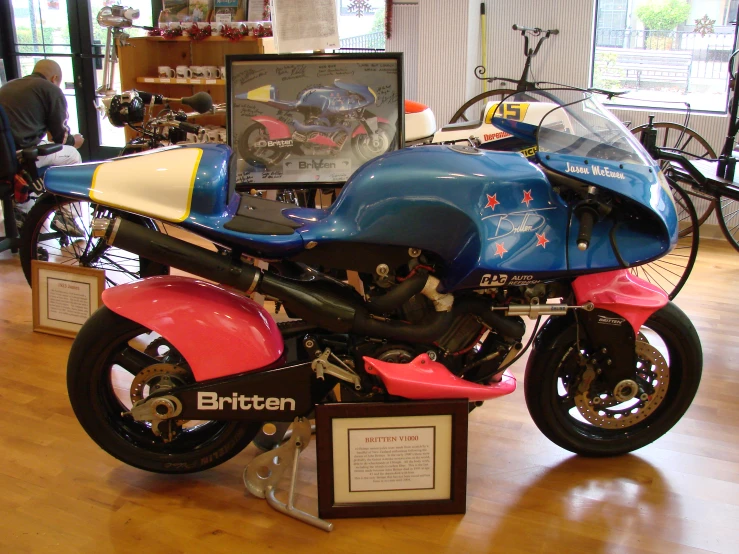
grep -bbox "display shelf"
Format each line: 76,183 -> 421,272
137,77 -> 226,86
144,35 -> 263,42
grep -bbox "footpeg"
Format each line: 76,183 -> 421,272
243,417 -> 333,532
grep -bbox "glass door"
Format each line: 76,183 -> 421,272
5,0 -> 153,160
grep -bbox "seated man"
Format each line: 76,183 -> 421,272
0,59 -> 84,234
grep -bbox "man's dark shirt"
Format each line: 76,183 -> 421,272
0,72 -> 75,149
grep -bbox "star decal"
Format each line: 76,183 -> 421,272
485,193 -> 500,211
522,189 -> 533,207
495,242 -> 508,258
536,232 -> 549,249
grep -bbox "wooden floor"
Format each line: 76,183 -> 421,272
1,237 -> 739,554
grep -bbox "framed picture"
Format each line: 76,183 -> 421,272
31,261 -> 105,338
315,400 -> 468,519
226,52 -> 404,188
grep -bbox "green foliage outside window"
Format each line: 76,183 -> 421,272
635,0 -> 691,31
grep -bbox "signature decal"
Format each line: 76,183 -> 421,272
483,207 -> 556,240
565,162 -> 625,180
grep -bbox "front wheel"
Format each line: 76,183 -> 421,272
524,302 -> 702,456
238,123 -> 288,168
67,307 -> 261,473
351,122 -> 395,162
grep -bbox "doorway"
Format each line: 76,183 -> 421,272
2,0 -> 154,160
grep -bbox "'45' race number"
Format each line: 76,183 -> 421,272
485,103 -> 530,124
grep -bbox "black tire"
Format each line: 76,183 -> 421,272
524,302 -> 702,456
717,194 -> 739,253
19,193 -> 169,287
629,179 -> 698,300
67,307 -> 261,473
631,122 -> 716,230
238,123 -> 287,168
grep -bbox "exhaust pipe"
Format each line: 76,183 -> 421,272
94,218 -> 524,343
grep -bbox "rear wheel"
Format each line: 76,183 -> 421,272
524,303 -> 702,456
19,193 -> 169,287
238,123 -> 287,168
717,194 -> 739,253
67,307 -> 261,473
351,122 -> 395,161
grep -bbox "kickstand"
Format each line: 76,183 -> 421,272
243,417 -> 333,532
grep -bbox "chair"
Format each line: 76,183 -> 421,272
0,104 -> 62,254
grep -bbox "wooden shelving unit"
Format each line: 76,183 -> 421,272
117,36 -> 275,139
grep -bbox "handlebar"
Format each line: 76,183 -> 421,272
575,208 -> 597,251
512,25 -> 559,36
135,90 -> 213,114
175,121 -> 202,134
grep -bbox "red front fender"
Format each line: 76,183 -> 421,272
572,269 -> 668,334
102,276 -> 284,381
352,117 -> 392,137
252,116 -> 292,139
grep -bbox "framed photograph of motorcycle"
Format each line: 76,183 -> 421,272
226,52 -> 404,188
31,260 -> 105,339
315,399 -> 468,519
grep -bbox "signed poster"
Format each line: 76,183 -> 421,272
227,53 -> 403,186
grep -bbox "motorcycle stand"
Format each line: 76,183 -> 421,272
243,417 -> 333,532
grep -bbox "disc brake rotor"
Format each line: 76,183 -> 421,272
130,363 -> 191,404
574,341 -> 670,429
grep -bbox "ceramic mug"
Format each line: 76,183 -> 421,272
189,65 -> 206,78
176,65 -> 192,78
168,22 -> 181,31
204,66 -> 221,78
220,66 -> 226,79
158,66 -> 175,78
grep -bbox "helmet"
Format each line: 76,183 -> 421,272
107,91 -> 145,127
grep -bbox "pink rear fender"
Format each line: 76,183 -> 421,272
572,269 -> 668,334
252,116 -> 292,139
102,276 -> 284,381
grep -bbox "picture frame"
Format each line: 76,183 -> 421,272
226,52 -> 404,189
31,260 -> 105,338
315,400 -> 468,519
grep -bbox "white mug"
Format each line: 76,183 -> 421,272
167,22 -> 181,31
190,65 -> 206,78
204,66 -> 221,78
176,65 -> 192,78
158,66 -> 175,78
220,66 -> 226,79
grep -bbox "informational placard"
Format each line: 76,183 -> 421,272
226,53 -> 404,188
315,400 -> 468,519
271,0 -> 339,53
31,261 -> 105,338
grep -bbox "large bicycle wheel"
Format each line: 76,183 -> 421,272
20,193 -> 169,287
631,122 -> 717,229
717,194 -> 739,253
629,180 -> 699,300
448,88 -> 517,123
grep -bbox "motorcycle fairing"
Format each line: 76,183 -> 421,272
293,145 -> 570,291
102,275 -> 285,381
364,353 -> 516,401
252,116 -> 292,139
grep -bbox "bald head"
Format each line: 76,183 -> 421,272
33,60 -> 62,87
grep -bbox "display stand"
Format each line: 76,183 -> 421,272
243,418 -> 334,532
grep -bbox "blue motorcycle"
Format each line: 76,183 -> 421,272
236,80 -> 395,167
47,89 -> 701,473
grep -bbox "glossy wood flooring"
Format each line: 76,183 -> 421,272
1,238 -> 739,554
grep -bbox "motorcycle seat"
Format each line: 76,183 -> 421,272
224,193 -> 304,236
334,80 -> 375,102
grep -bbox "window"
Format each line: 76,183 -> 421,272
337,0 -> 386,51
592,0 -> 736,112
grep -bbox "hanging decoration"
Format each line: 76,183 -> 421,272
263,0 -> 271,21
47,0 -> 60,9
348,0 -> 372,17
385,0 -> 393,39
693,14 -> 715,37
